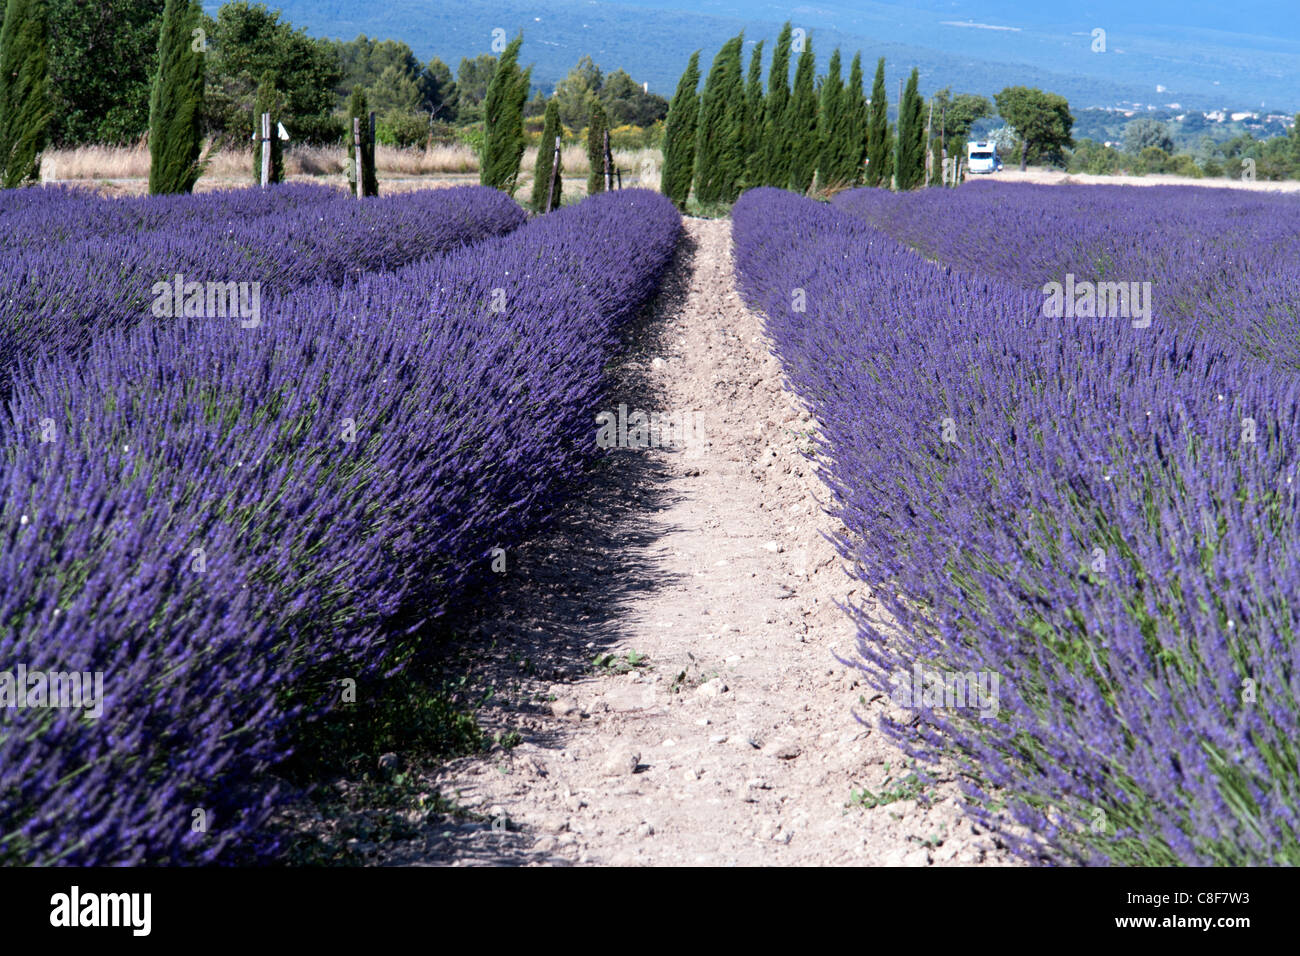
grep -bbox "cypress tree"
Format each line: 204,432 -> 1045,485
694,33 -> 744,205
660,51 -> 700,210
759,22 -> 792,187
0,0 -> 50,188
251,72 -> 284,186
148,0 -> 204,195
481,32 -> 530,195
865,57 -> 892,188
845,52 -> 868,186
586,101 -> 608,195
895,67 -> 924,190
816,48 -> 845,188
345,86 -> 377,197
786,37 -> 818,193
742,39 -> 764,189
530,96 -> 562,212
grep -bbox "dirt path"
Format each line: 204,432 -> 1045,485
403,218 -> 1010,866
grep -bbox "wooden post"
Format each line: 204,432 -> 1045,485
616,167 -> 622,189
603,129 -> 612,192
368,112 -> 377,197
352,116 -> 362,199
940,103 -> 948,187
260,112 -> 270,188
545,135 -> 560,212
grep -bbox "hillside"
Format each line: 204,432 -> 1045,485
253,0 -> 1300,111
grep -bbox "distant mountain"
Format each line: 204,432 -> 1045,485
251,0 -> 1300,113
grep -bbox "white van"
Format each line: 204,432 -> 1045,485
967,141 -> 1002,174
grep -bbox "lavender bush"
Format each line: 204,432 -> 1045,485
0,184 -> 527,396
734,186 -> 1300,866
0,188 -> 681,864
833,181 -> 1300,372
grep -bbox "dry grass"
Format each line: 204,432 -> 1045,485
37,141 -> 665,192
375,143 -> 477,174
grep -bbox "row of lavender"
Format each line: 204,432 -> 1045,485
0,184 -> 528,395
733,187 -> 1299,865
832,182 -> 1300,372
0,187 -> 681,864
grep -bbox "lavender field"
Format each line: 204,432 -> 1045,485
733,184 -> 1300,866
0,185 -> 680,864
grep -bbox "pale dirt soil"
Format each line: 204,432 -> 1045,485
343,218 -> 1016,867
986,167 -> 1300,192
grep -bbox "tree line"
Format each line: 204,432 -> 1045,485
0,0 -> 666,152
658,23 -> 1078,209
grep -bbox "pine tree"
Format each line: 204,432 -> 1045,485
660,51 -> 700,210
895,67 -> 924,190
530,96 -> 562,212
845,52 -> 868,186
481,32 -> 530,194
694,33 -> 744,205
148,0 -> 204,195
345,86 -> 377,197
759,22 -> 793,187
786,37 -> 818,193
586,100 -> 608,195
742,40 -> 764,189
816,48 -> 845,188
0,0 -> 50,188
864,57 -> 892,188
251,71 -> 284,185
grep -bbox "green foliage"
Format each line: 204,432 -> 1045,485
1067,137 -> 1124,175
480,32 -> 529,195
994,85 -> 1074,170
555,54 -> 601,131
930,88 -> 992,142
742,40 -> 764,188
550,56 -> 666,134
586,100 -> 609,195
759,22 -> 793,188
45,0 -> 162,146
817,48 -> 856,188
374,110 -> 428,147
203,2 -> 341,146
660,50 -> 699,209
844,52 -> 868,186
250,72 -> 284,184
453,53 -> 495,125
148,0 -> 205,195
694,33 -> 744,205
864,56 -> 892,188
345,86 -> 377,196
0,0 -> 50,187
1137,145 -> 1172,174
786,36 -> 818,193
599,67 -> 667,127
1124,117 -> 1175,155
530,96 -> 562,213
894,67 -> 925,190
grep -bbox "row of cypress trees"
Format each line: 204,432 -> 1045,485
661,23 -> 935,208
